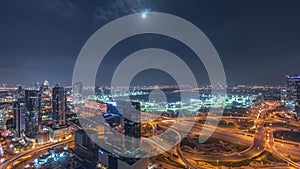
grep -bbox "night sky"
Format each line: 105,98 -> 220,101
0,0 -> 300,86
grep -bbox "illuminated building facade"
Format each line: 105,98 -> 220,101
95,85 -> 102,97
121,101 -> 141,156
52,85 -> 66,126
40,81 -> 52,123
49,125 -> 71,142
25,90 -> 42,138
13,100 -> 26,137
280,88 -> 288,106
99,100 -> 147,169
287,75 -> 300,116
104,100 -> 141,157
73,82 -> 83,103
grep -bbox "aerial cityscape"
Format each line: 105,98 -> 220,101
1,1 -> 300,169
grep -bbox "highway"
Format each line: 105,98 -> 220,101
148,122 -> 201,169
176,143 -> 198,169
174,106 -> 271,164
188,123 -> 253,146
145,102 -> 300,168
0,138 -> 74,169
180,102 -> 300,167
267,129 -> 300,169
7,101 -> 297,169
149,119 -> 262,167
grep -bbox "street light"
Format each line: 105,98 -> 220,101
281,136 -> 284,150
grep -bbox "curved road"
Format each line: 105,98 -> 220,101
176,107 -> 270,164
267,130 -> 300,168
0,139 -> 74,169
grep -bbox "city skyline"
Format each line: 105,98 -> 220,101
0,75 -> 299,169
1,0 -> 300,86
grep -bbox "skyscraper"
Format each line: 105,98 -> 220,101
17,85 -> 25,99
40,81 -> 52,122
104,100 -> 141,157
52,85 -> 67,126
13,100 -> 26,138
100,100 -> 148,169
286,75 -> 300,116
74,130 -> 99,167
25,90 -> 42,138
121,101 -> 141,156
73,82 -> 83,104
280,89 -> 288,106
95,85 -> 102,97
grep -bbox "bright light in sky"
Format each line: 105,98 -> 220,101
142,12 -> 147,18
141,9 -> 151,19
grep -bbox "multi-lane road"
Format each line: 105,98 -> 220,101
3,101 -> 300,169
176,119 -> 265,163
163,103 -> 294,168
267,129 -> 300,168
0,138 -> 74,169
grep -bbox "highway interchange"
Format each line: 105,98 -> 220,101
1,101 -> 300,169
149,102 -> 300,168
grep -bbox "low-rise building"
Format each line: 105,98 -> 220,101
49,125 -> 71,142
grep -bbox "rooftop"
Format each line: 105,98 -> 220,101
287,75 -> 300,79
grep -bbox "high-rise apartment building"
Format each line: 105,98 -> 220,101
52,85 -> 67,126
286,75 -> 300,116
25,90 -> 42,138
13,100 -> 26,137
73,82 -> 83,103
104,100 -> 141,157
40,81 -> 52,122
